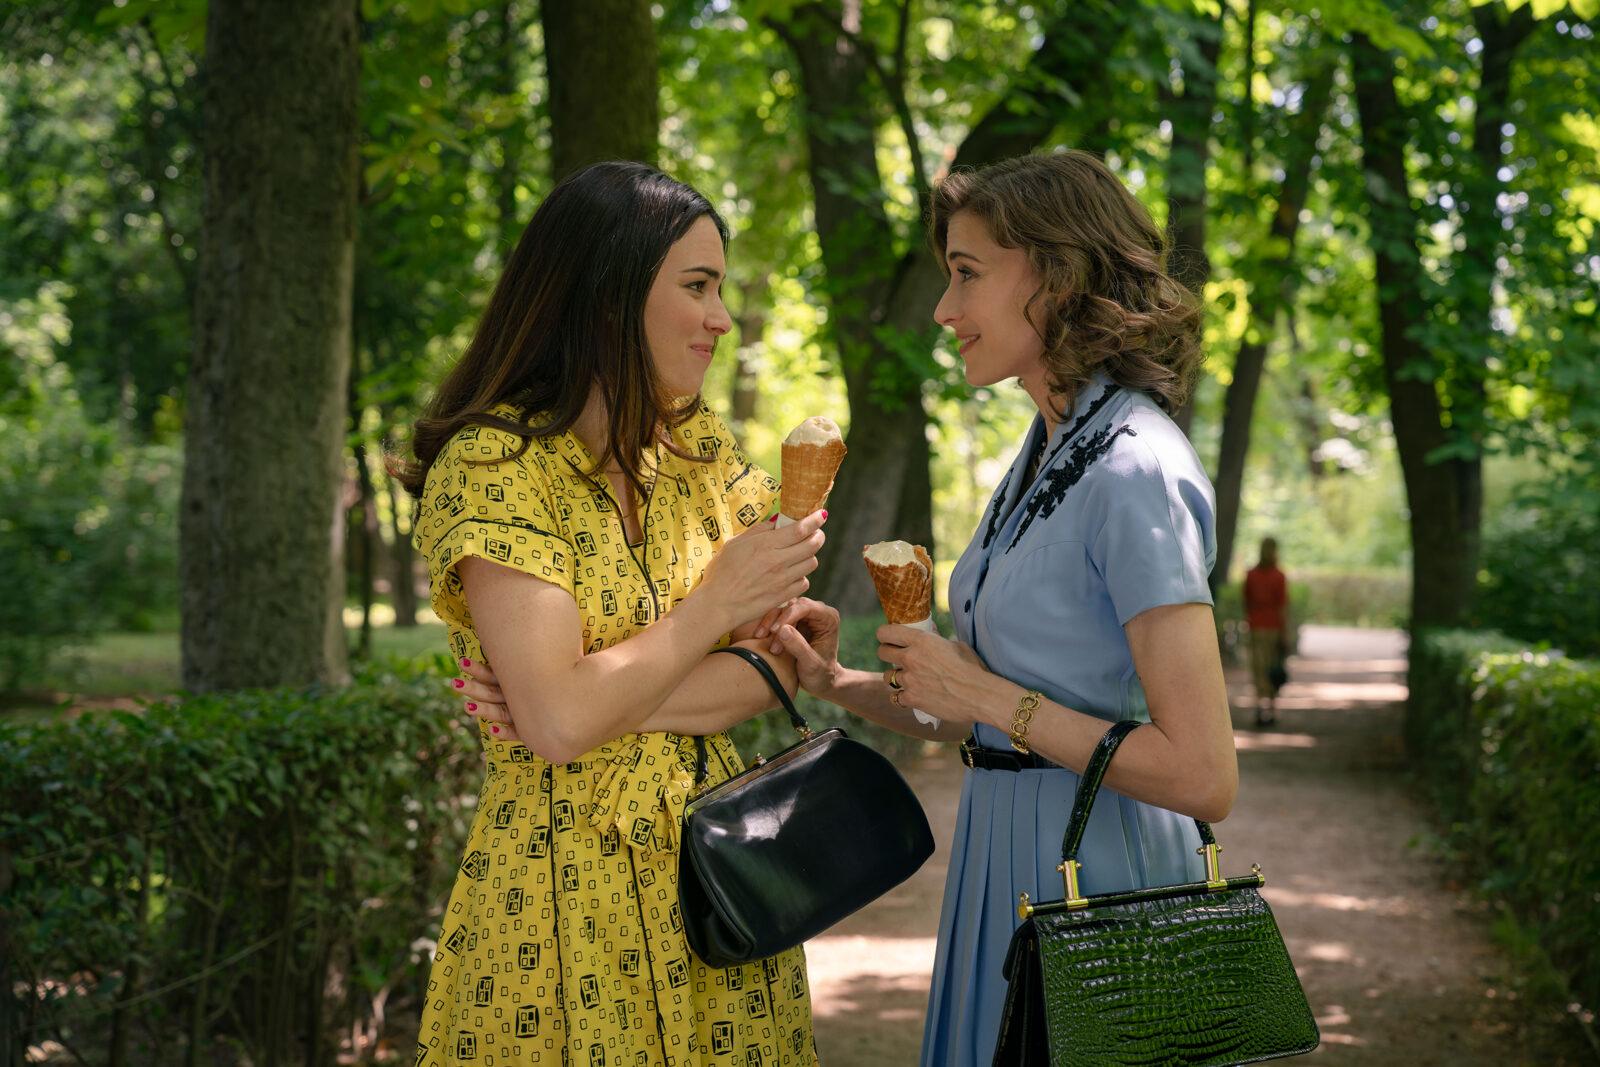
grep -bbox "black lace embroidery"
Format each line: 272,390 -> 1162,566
979,469 -> 1014,550
981,386 -> 1123,551
1007,422 -> 1136,551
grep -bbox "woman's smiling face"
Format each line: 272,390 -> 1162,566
933,210 -> 1046,389
644,215 -> 733,398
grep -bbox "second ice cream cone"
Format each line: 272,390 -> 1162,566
863,541 -> 933,625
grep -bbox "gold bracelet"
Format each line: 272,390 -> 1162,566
1008,690 -> 1042,753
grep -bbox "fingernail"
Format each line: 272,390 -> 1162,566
491,725 -> 500,734
466,702 -> 478,711
452,678 -> 465,689
754,627 -> 767,638
459,657 -> 472,668
821,510 -> 829,520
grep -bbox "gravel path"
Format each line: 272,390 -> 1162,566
806,625 -> 1595,1065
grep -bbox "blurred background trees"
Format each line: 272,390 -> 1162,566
1,0 -> 1596,683
3,0 -> 1599,1061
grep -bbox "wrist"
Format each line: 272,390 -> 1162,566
980,676 -> 1029,730
680,587 -> 736,641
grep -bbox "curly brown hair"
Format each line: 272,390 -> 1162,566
929,151 -> 1202,416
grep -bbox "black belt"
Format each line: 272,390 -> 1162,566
959,734 -> 1060,772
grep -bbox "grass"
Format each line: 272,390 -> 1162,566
4,607 -> 451,722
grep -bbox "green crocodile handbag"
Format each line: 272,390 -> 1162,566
991,719 -> 1319,1066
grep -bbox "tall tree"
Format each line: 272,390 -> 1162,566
1347,5 -> 1548,631
1349,30 -> 1475,630
771,0 -> 1135,613
541,0 -> 658,179
1211,60 -> 1334,592
179,0 -> 360,689
1160,5 -> 1223,435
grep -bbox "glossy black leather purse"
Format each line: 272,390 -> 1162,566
993,719 -> 1319,1066
678,645 -> 935,967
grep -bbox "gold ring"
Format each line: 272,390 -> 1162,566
884,667 -> 903,691
890,688 -> 905,707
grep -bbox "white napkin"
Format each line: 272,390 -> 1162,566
904,616 -> 941,728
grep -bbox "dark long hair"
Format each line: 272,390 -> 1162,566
930,151 -> 1202,416
392,161 -> 729,499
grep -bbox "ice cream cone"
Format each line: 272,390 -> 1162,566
863,541 -> 933,625
780,417 -> 846,520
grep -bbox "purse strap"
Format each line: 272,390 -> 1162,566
1059,719 -> 1216,868
691,646 -> 812,785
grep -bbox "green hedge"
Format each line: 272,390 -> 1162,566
0,657 -> 481,1066
1408,630 -> 1600,1017
0,636 -> 928,1063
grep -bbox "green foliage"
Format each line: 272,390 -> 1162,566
1473,467 -> 1600,657
0,294 -> 179,690
1407,630 -> 1600,1018
0,656 -> 480,1063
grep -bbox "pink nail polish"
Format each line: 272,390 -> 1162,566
491,725 -> 500,734
460,657 -> 472,668
452,678 -> 465,689
466,702 -> 478,712
821,510 -> 829,520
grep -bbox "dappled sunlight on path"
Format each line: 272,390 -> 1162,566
807,624 -> 1593,1065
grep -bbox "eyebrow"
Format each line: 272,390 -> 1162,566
679,265 -> 724,280
946,250 -> 982,266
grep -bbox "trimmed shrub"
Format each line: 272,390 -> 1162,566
0,657 -> 480,1065
1408,630 -> 1600,1018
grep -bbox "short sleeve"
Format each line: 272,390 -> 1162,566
696,403 -> 780,531
1087,434 -> 1216,626
413,422 -> 577,630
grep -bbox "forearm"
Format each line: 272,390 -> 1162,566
819,666 -> 969,743
640,640 -> 800,735
504,590 -> 728,761
970,680 -> 1234,823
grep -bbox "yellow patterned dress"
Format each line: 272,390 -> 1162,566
412,400 -> 817,1066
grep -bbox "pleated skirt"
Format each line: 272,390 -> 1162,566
918,748 -> 1206,1067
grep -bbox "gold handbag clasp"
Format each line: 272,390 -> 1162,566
1199,842 -> 1226,890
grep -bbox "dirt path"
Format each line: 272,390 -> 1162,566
805,625 -> 1595,1065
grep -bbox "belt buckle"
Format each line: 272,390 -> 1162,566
959,736 -> 977,769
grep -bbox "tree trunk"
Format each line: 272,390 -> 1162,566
180,0 -> 359,691
385,466 -> 420,628
729,306 -> 764,432
495,0 -> 527,249
1350,34 -> 1475,631
541,0 -> 657,180
1446,1 -> 1537,588
775,0 -> 1134,615
1162,9 -> 1224,437
1211,64 -> 1334,593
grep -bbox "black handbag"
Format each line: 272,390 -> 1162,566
677,645 -> 935,968
992,719 -> 1319,1066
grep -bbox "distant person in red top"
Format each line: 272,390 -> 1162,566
1243,536 -> 1290,726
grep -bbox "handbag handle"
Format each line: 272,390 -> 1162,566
1054,719 -> 1221,904
690,646 -> 813,785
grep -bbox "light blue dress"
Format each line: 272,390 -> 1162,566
919,376 -> 1217,1067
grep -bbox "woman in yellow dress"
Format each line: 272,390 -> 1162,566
394,161 -> 826,1066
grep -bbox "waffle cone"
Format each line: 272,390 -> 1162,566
863,545 -> 933,625
780,438 -> 847,518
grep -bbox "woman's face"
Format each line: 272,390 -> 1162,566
933,210 -> 1045,388
644,215 -> 732,398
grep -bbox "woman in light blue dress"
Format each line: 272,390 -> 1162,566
758,151 -> 1238,1065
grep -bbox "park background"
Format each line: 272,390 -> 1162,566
1,0 -> 1596,1063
